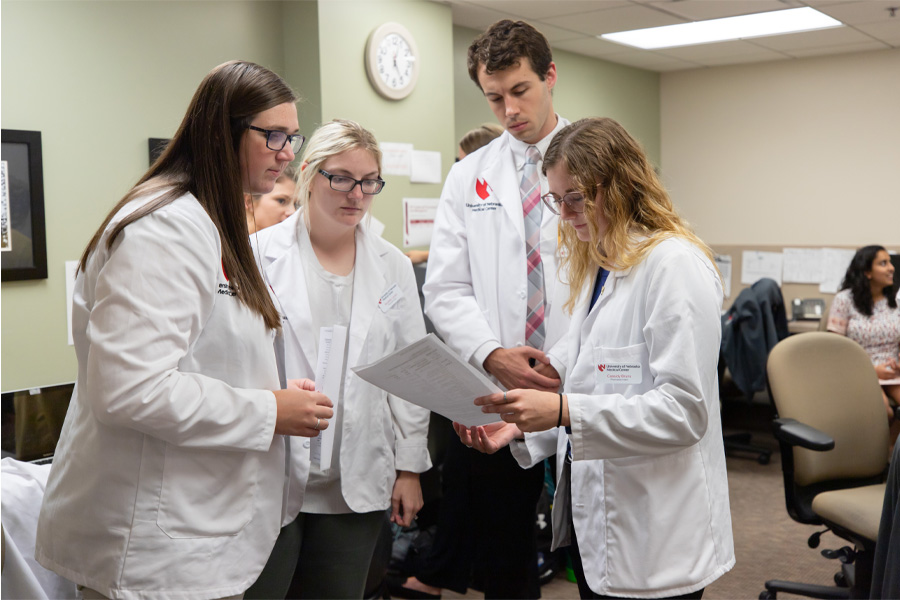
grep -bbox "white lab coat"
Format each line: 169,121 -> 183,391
512,237 -> 735,598
424,125 -> 571,376
251,211 -> 432,520
35,193 -> 286,600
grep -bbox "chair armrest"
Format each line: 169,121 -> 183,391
772,418 -> 835,451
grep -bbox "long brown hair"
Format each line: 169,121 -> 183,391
543,117 -> 717,312
80,60 -> 295,329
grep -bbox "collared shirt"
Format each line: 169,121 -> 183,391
508,113 -> 568,197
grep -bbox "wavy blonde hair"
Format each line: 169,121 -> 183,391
295,119 -> 382,229
543,117 -> 716,312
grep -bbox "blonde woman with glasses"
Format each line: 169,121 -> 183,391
247,119 -> 431,599
456,117 -> 734,599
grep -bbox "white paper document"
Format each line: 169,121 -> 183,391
782,248 -> 824,284
380,142 -> 413,177
410,150 -> 442,184
403,197 -> 440,248
819,248 -> 856,294
714,254 -> 732,299
352,333 -> 502,427
311,325 -> 347,470
741,250 -> 783,286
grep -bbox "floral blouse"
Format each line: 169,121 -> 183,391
827,289 -> 900,380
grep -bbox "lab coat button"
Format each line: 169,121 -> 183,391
303,440 -> 311,449
519,290 -> 526,299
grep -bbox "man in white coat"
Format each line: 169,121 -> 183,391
415,19 -> 571,600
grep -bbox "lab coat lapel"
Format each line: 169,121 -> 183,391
264,220 -> 317,374
346,227 -> 387,370
480,134 -> 525,242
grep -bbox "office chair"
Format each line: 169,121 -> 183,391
761,332 -> 889,599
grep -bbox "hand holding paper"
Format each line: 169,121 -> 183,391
352,334 -> 502,427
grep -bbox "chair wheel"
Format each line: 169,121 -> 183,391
759,591 -> 776,599
834,572 -> 848,587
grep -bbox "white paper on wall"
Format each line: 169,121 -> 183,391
741,250 -> 783,286
402,197 -> 440,248
714,254 -> 732,300
380,142 -> 413,176
819,248 -> 856,294
782,248 -> 824,284
410,150 -> 442,184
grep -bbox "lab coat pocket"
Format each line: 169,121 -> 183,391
593,343 -> 650,392
156,445 -> 256,538
605,446 -> 716,590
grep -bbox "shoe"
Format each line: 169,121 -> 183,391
386,577 -> 441,600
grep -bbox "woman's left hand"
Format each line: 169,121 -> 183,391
390,471 -> 423,527
475,389 -> 566,432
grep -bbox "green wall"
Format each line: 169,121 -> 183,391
453,25 -> 660,166
1,0 -> 659,392
316,0 -> 456,247
1,0 -> 287,391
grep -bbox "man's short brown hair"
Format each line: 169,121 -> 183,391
467,20 -> 553,89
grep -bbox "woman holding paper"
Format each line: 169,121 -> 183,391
456,118 -> 734,599
247,119 -> 432,599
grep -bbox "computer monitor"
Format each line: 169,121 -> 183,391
1,382 -> 74,463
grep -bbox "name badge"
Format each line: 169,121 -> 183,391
597,363 -> 642,384
378,283 -> 403,313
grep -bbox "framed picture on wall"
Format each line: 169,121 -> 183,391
1,129 -> 48,282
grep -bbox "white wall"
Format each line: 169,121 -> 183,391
661,48 -> 900,246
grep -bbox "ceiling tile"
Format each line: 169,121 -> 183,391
811,0 -> 900,25
602,49 -> 702,70
462,0 -> 631,20
640,0 -> 801,21
784,39 -> 891,55
542,3 -> 688,35
552,36 -> 636,57
656,39 -> 790,61
450,2 -> 512,31
854,20 -> 900,44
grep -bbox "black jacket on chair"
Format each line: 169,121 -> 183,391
721,278 -> 789,399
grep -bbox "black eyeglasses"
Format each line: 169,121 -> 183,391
318,169 -> 386,195
541,192 -> 585,215
247,125 -> 306,154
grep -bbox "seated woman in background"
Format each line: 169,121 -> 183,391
246,163 -> 298,234
456,117 -> 734,599
246,119 -> 432,599
827,245 -> 900,442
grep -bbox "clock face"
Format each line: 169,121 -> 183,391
365,23 -> 420,100
376,33 -> 415,91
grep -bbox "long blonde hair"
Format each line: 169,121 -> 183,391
295,119 -> 382,229
543,117 -> 716,312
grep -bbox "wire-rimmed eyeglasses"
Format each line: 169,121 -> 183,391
541,192 -> 585,215
318,169 -> 386,195
247,125 -> 306,154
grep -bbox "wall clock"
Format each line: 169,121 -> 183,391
365,22 -> 420,101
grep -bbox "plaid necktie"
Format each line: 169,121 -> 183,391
521,145 -> 545,349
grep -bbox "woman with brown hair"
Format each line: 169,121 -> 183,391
34,60 -> 333,600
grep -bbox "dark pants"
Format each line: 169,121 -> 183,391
416,433 -> 544,598
245,511 -> 385,599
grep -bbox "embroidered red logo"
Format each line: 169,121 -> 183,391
475,178 -> 491,200
598,364 -> 606,372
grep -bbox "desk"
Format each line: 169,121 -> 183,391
788,319 -> 820,334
